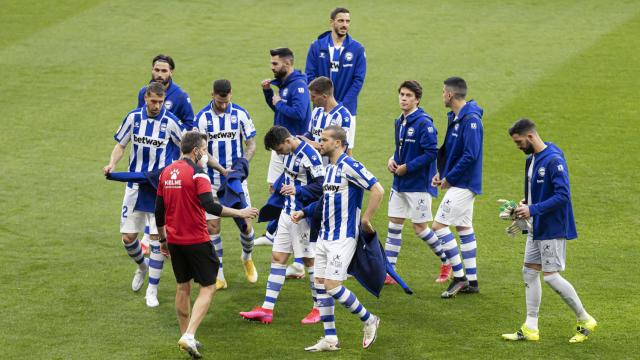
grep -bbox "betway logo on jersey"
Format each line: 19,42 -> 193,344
312,128 -> 323,137
209,131 -> 237,140
133,134 -> 167,147
323,184 -> 340,192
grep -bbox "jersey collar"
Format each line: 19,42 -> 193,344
142,106 -> 166,121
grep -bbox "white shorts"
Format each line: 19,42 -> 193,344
120,186 -> 157,234
387,189 -> 433,223
206,180 -> 252,220
272,212 -> 314,258
524,236 -> 567,272
314,238 -> 357,281
434,187 -> 476,227
267,151 -> 285,184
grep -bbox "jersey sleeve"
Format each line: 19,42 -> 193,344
114,113 -> 134,146
193,168 -> 212,195
306,153 -> 325,179
344,160 -> 377,190
339,112 -> 355,149
240,110 -> 257,141
168,118 -> 184,145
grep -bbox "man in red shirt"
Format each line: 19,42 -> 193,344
155,131 -> 258,358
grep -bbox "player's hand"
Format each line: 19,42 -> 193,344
519,198 -> 527,206
103,164 -> 115,175
268,184 -> 275,194
160,241 -> 169,257
440,177 -> 451,190
261,79 -> 272,89
387,158 -> 398,173
291,210 -> 305,224
272,92 -> 282,105
431,174 -> 442,187
395,164 -> 408,176
514,205 -> 531,219
280,184 -> 296,196
361,218 -> 375,234
239,207 -> 259,219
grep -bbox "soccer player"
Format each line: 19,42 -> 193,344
292,125 -> 383,352
299,76 -> 354,160
155,131 -> 258,358
239,126 -> 324,325
194,79 -> 258,290
255,48 -> 312,270
305,7 -> 366,146
385,81 -> 451,285
432,77 -> 484,298
137,54 -> 195,255
102,81 -> 183,307
501,119 -> 597,343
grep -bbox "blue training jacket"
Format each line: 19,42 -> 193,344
437,100 -> 484,195
305,31 -> 366,115
137,79 -> 195,130
263,70 -> 311,136
392,107 -> 438,196
524,142 -> 577,241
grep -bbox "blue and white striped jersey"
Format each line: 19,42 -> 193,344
114,106 -> 183,173
320,153 -> 377,241
308,103 -> 354,149
283,141 -> 324,214
194,102 -> 257,185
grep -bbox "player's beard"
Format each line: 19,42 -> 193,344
273,68 -> 287,81
522,141 -> 535,154
151,76 -> 171,86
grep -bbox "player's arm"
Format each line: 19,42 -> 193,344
361,182 -> 384,233
274,85 -> 310,123
292,161 -> 325,202
262,80 -> 277,112
178,93 -> 196,131
206,156 -> 227,176
244,138 -> 256,162
194,172 -> 258,218
103,143 -> 126,175
443,118 -> 482,186
341,46 -> 367,111
527,159 -> 571,216
404,123 -> 438,174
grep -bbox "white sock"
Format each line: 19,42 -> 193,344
544,273 -> 588,320
522,267 -> 541,330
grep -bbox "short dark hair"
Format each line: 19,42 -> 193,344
152,54 -> 175,70
398,80 -> 423,100
330,7 -> 350,20
145,81 -> 166,97
213,79 -> 232,96
264,126 -> 291,151
270,47 -> 294,60
443,77 -> 467,99
309,76 -> 333,95
508,118 -> 537,136
324,125 -> 347,145
181,131 -> 206,154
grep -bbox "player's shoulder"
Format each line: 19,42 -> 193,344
126,107 -> 144,119
303,144 -> 322,165
195,104 -> 212,120
231,103 -> 251,117
336,105 -> 352,119
164,110 -> 181,123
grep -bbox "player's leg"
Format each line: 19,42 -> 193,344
409,193 -> 451,282
385,190 -> 406,279
207,218 -> 226,290
177,241 -> 218,359
141,225 -> 151,256
539,239 -> 596,343
239,181 -> 258,283
240,213 -> 291,323
175,281 -> 191,335
305,240 -> 340,351
296,221 -> 319,324
324,239 -> 379,349
145,214 -> 163,307
454,191 -> 478,292
120,201 -> 149,292
503,236 -> 542,341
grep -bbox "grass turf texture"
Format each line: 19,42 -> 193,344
1,1 -> 639,359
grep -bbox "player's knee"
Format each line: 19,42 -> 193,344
121,233 -> 137,243
412,222 -> 428,235
302,257 -> 314,267
149,234 -> 160,241
543,271 -> 559,281
431,221 -> 446,231
271,252 -> 288,264
522,266 -> 539,279
176,282 -> 191,294
324,279 -> 341,291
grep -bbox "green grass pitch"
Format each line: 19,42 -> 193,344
1,1 -> 639,359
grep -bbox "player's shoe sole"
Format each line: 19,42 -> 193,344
569,315 -> 597,343
240,307 -> 273,324
501,324 -> 539,341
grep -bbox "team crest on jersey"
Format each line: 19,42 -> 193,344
282,88 -> 288,97
160,123 -> 167,132
557,164 -> 564,172
231,115 -> 238,124
164,100 -> 173,110
471,122 -> 477,129
407,127 -> 415,137
428,126 -> 434,133
454,123 -> 459,131
345,52 -> 353,61
538,167 -> 546,177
